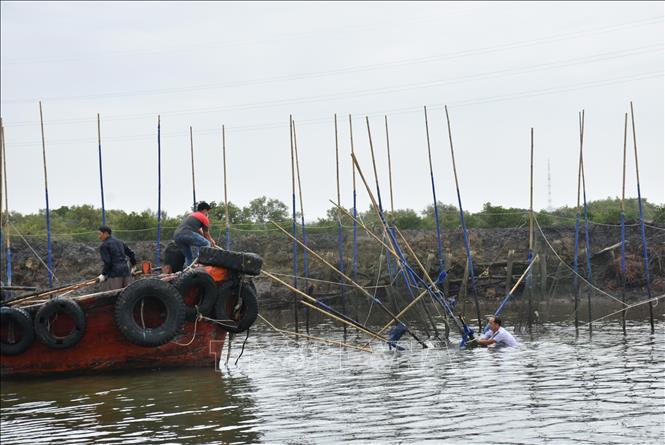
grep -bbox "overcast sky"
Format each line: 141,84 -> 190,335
1,1 -> 663,222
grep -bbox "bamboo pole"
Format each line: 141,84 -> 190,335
347,155 -> 468,338
97,113 -> 106,226
444,106 -> 481,332
1,118 -> 11,285
38,101 -> 54,287
289,115 -> 299,334
424,106 -> 445,276
334,114 -> 348,338
292,120 -> 310,334
384,115 -> 395,214
189,126 -> 197,210
349,115 -> 358,279
156,115 -> 162,267
630,101 -> 655,334
262,270 -> 388,344
222,125 -> 231,250
269,220 -> 428,348
573,113 -> 583,336
579,111 -> 594,335
528,127 -> 534,332
619,112 -> 628,335
258,314 -> 372,353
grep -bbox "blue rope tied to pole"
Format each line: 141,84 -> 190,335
430,175 -> 445,276
636,187 -> 654,332
620,212 -> 626,276
456,187 -> 480,331
225,226 -> 231,251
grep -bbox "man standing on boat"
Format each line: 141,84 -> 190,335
174,201 -> 216,267
97,225 -> 137,290
477,316 -> 519,348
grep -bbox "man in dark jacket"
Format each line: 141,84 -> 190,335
97,225 -> 137,290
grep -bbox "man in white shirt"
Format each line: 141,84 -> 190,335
478,316 -> 519,348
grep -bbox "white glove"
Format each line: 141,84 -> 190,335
98,274 -> 107,283
130,266 -> 137,274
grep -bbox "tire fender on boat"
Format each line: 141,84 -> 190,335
173,269 -> 218,321
34,297 -> 87,349
213,279 -> 259,334
1,306 -> 35,355
114,278 -> 186,347
198,248 -> 263,276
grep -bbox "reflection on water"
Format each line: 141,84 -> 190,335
2,318 -> 663,444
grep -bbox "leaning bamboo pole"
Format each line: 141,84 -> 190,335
96,113 -> 106,226
619,112 -> 628,335
0,118 -> 11,285
222,125 -> 231,250
579,111 -> 594,335
156,115 -> 162,267
292,120 -> 310,334
334,114 -> 347,337
424,106 -> 445,276
269,220 -> 428,348
444,106 -> 482,332
38,101 -> 54,287
630,101 -> 655,334
289,115 -> 299,333
189,126 -> 197,210
528,127 -> 534,332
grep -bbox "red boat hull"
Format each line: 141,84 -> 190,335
1,293 -> 226,377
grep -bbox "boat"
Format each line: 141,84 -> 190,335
0,247 -> 261,377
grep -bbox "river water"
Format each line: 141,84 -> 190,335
1,314 -> 663,444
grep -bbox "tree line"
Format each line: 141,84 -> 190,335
1,196 -> 662,242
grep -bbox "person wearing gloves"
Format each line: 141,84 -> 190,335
97,225 -> 137,290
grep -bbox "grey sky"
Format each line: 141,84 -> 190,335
1,1 -> 663,222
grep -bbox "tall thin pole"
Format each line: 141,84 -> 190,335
189,126 -> 197,210
528,127 -> 535,332
424,106 -> 445,276
222,125 -> 231,250
365,116 -> 393,280
335,114 -> 347,338
630,101 -> 655,334
0,119 -> 11,285
97,114 -> 106,225
349,115 -> 358,279
385,115 -> 394,214
39,102 -> 53,287
289,115 -> 299,333
579,111 -> 593,335
619,112 -> 628,335
292,120 -> 310,334
573,117 -> 582,336
444,106 -> 482,332
156,115 -> 162,267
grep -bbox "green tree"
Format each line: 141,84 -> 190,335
243,196 -> 289,223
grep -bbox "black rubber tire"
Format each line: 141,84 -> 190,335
173,269 -> 218,321
115,278 -> 186,347
213,280 -> 259,334
1,306 -> 34,355
198,247 -> 263,276
34,297 -> 86,349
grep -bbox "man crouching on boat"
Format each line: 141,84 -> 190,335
477,316 -> 519,348
97,225 -> 137,291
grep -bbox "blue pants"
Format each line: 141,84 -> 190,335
174,231 -> 210,266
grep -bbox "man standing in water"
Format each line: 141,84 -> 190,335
477,316 -> 519,347
174,201 -> 216,267
97,225 -> 137,290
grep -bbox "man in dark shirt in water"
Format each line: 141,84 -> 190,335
97,225 -> 137,290
174,201 -> 217,267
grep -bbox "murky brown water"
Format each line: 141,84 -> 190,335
1,309 -> 663,444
